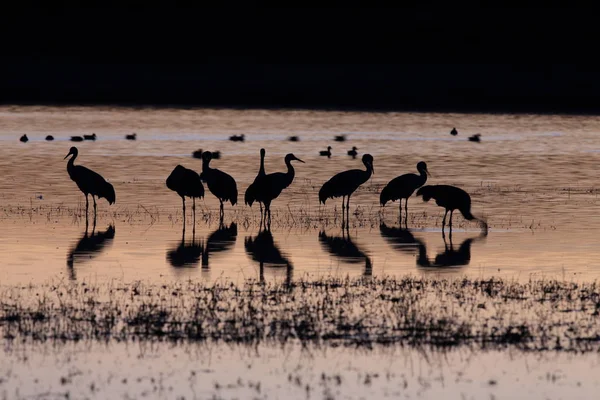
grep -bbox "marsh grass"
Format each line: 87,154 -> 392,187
2,276 -> 600,352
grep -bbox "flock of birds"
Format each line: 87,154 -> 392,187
62,124 -> 488,234
20,133 -> 137,142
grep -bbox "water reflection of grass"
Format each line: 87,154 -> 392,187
1,277 -> 599,351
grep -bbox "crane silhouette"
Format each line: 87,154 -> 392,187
319,146 -> 332,158
380,161 -> 430,225
415,184 -> 487,235
83,133 -> 97,141
45,135 -> 54,141
19,134 -> 28,143
255,153 -> 304,226
244,148 -> 267,217
319,153 -> 374,227
379,222 -> 425,257
417,229 -> 487,268
319,226 -> 372,276
200,152 -> 238,219
66,223 -> 115,280
202,222 -> 237,268
64,146 -> 115,218
125,133 -> 137,140
245,227 -> 293,285
166,224 -> 203,268
166,164 -> 205,224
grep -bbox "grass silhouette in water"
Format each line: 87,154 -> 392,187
3,276 -> 600,352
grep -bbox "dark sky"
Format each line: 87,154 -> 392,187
2,8 -> 599,114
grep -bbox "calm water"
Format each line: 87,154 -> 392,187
2,106 -> 600,399
1,106 -> 600,284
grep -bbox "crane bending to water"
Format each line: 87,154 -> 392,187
415,184 -> 487,234
380,161 -> 430,224
64,147 -> 115,218
319,154 -> 374,227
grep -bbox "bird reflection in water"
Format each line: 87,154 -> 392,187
166,224 -> 203,269
245,227 -> 293,285
66,217 -> 115,280
417,230 -> 487,268
202,222 -> 237,267
319,226 -> 372,276
379,222 -> 425,257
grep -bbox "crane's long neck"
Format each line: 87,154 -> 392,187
67,153 -> 77,173
284,158 -> 295,185
362,161 -> 373,182
259,152 -> 265,177
202,159 -> 212,173
418,168 -> 428,186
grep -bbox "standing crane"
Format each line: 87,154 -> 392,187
244,148 -> 267,216
64,146 -> 115,220
200,152 -> 238,219
318,154 -> 374,227
166,164 -> 205,224
380,161 -> 430,224
255,153 -> 304,226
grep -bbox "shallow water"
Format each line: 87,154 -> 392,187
2,106 -> 600,284
1,341 -> 599,400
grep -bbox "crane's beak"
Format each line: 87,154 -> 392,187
371,162 -> 375,173
64,152 -> 71,160
426,168 -> 432,177
294,156 -> 305,163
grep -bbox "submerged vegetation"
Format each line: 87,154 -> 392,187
2,276 -> 600,351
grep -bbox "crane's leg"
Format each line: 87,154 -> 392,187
449,210 -> 454,231
219,199 -> 224,220
192,197 -> 196,225
93,196 -> 97,220
85,194 -> 89,216
182,196 -> 186,220
404,198 -> 408,224
442,209 -> 448,233
397,199 -> 402,226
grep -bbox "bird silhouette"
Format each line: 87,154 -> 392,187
200,152 -> 238,219
319,227 -> 372,276
347,146 -> 358,158
288,136 -> 299,142
166,164 -> 205,224
229,134 -> 245,142
125,133 -> 137,140
319,153 -> 374,227
245,227 -> 293,284
83,133 -> 97,141
380,161 -> 430,224
64,146 -> 115,218
450,127 -> 458,136
417,229 -> 487,268
166,224 -> 203,268
244,148 -> 267,216
70,136 -> 84,142
379,222 -> 425,256
202,222 -> 237,267
192,149 -> 220,160
319,146 -> 332,158
415,184 -> 487,235
19,134 -> 28,143
468,133 -> 481,142
255,153 -> 304,226
66,223 -> 115,280
45,135 -> 54,141
334,134 -> 346,142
